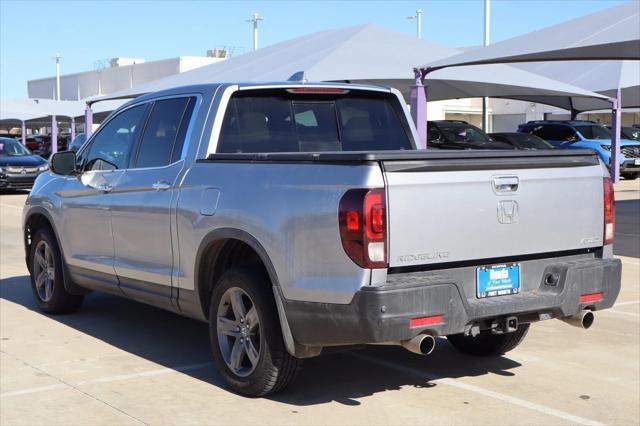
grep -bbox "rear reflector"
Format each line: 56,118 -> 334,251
286,87 -> 350,94
410,315 -> 443,328
580,293 -> 603,303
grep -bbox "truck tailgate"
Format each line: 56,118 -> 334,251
383,153 -> 605,268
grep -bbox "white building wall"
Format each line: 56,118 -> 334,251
27,57 -> 224,100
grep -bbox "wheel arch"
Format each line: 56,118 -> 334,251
194,228 -> 307,357
23,206 -> 87,296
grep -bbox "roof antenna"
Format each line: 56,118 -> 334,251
287,71 -> 308,83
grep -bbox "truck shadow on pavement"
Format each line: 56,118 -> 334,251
1,275 -> 522,406
614,199 -> 640,258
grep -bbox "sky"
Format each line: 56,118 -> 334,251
0,0 -> 629,98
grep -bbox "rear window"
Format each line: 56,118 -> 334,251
217,90 -> 413,153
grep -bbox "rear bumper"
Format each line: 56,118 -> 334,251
620,160 -> 640,173
282,256 -> 621,347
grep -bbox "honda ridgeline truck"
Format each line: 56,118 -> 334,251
23,83 -> 622,396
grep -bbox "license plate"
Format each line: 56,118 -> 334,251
634,159 -> 640,166
477,263 -> 520,298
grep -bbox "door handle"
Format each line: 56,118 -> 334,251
152,181 -> 171,191
87,182 -> 112,192
492,176 -> 519,193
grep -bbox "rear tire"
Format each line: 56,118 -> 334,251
621,172 -> 639,180
208,267 -> 301,397
447,324 -> 530,356
29,227 -> 84,314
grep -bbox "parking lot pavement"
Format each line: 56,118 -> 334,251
1,186 -> 639,426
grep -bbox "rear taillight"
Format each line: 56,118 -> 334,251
603,177 -> 615,245
339,188 -> 387,268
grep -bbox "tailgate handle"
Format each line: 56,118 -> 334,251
493,176 -> 519,193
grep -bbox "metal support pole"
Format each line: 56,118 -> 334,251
51,116 -> 58,155
71,117 -> 76,142
482,0 -> 491,132
410,69 -> 428,149
54,53 -> 61,101
85,105 -> 94,138
247,13 -> 263,51
610,89 -> 622,183
408,9 -> 423,39
21,121 -> 26,145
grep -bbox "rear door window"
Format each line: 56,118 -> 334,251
134,97 -> 194,168
217,90 -> 413,153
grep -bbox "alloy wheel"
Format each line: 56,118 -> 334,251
33,240 -> 55,302
217,287 -> 261,377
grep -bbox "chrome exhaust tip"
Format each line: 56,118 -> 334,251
401,334 -> 436,355
560,310 -> 595,329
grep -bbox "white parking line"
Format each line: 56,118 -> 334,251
350,353 -> 605,426
615,300 -> 640,307
0,361 -> 213,398
602,309 -> 640,318
0,203 -> 22,210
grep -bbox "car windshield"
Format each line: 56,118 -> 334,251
576,125 -> 611,140
0,139 -> 32,156
436,123 -> 493,144
511,134 -> 553,149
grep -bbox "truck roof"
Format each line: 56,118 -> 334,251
126,81 -> 394,105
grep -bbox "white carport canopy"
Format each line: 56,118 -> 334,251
418,1 -> 640,182
0,98 -> 113,152
423,2 -> 640,70
0,98 -> 125,148
516,60 -> 640,112
88,24 -> 609,113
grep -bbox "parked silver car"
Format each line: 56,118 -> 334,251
23,82 -> 621,396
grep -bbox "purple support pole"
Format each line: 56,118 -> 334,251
85,104 -> 94,138
51,116 -> 58,155
409,69 -> 427,149
610,89 -> 621,183
70,117 -> 76,142
21,121 -> 26,145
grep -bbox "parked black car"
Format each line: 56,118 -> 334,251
0,137 -> 49,190
427,120 -> 513,150
489,132 -> 554,149
37,136 -> 69,158
606,126 -> 640,141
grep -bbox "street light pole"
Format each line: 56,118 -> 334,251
482,0 -> 490,132
54,53 -> 61,101
407,9 -> 423,39
247,12 -> 263,51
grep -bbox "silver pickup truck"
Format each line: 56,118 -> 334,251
23,82 -> 622,396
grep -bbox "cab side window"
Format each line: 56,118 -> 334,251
82,105 -> 147,171
133,97 -> 195,168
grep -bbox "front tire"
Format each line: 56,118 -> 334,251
208,268 -> 301,397
447,324 -> 530,356
29,227 -> 84,314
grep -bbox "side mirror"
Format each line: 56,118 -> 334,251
50,151 -> 77,175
